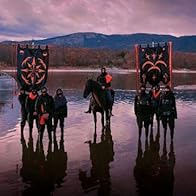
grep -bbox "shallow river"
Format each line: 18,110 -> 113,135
0,71 -> 196,196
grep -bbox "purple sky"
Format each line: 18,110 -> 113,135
0,0 -> 195,41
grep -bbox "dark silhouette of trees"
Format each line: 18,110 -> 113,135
0,44 -> 196,69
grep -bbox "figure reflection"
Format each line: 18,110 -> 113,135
134,130 -> 176,196
79,125 -> 114,195
20,134 -> 67,195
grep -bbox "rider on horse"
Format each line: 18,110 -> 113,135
85,67 -> 114,114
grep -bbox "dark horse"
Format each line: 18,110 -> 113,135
83,79 -> 111,130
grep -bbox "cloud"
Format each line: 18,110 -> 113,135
0,0 -> 195,41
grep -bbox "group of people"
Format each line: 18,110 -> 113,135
18,66 -> 115,142
18,66 -> 177,142
134,84 -> 177,140
18,87 -> 68,141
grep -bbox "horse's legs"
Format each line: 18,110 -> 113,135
151,112 -> 154,129
93,130 -> 97,144
106,110 -> 111,126
93,111 -> 97,131
145,127 -> 149,138
156,112 -> 160,131
150,126 -> 153,137
139,128 -> 142,139
164,128 -> 167,139
101,111 -> 105,128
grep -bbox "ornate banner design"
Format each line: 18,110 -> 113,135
135,42 -> 172,88
17,44 -> 49,91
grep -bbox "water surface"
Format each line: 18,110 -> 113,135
0,72 -> 196,196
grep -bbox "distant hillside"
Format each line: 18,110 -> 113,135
2,32 -> 196,52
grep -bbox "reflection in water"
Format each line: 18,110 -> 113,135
134,130 -> 175,196
20,134 -> 67,195
79,126 -> 114,195
0,72 -> 196,195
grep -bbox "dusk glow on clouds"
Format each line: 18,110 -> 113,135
0,0 -> 195,41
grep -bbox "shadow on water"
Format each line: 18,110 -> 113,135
20,133 -> 67,195
79,125 -> 114,195
134,130 -> 176,196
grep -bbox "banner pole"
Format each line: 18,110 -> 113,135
135,44 -> 139,94
169,42 -> 173,89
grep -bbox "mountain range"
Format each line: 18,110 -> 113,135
2,32 -> 196,52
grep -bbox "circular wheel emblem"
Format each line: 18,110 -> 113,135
21,57 -> 47,86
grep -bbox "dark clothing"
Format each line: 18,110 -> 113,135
134,92 -> 152,117
18,93 -> 28,128
26,93 -> 39,131
19,94 -> 28,109
161,116 -> 175,130
36,94 -> 54,141
105,89 -> 113,108
97,72 -> 114,108
39,119 -> 53,140
21,108 -> 27,128
53,95 -> 68,131
27,113 -> 39,131
149,89 -> 161,113
97,73 -> 107,87
134,92 -> 152,129
97,72 -> 112,89
159,91 -> 177,130
36,94 -> 54,115
25,93 -> 38,114
54,95 -> 67,117
149,89 -> 161,124
159,92 -> 177,118
54,116 -> 64,130
137,116 -> 151,129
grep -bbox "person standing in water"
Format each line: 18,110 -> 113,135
53,88 -> 68,137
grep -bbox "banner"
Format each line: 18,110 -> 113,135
135,42 -> 172,87
17,44 -> 49,91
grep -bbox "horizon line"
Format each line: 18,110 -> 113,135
1,31 -> 196,43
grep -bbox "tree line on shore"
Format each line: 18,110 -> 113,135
0,44 -> 196,69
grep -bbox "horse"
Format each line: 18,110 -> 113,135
83,79 -> 111,130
